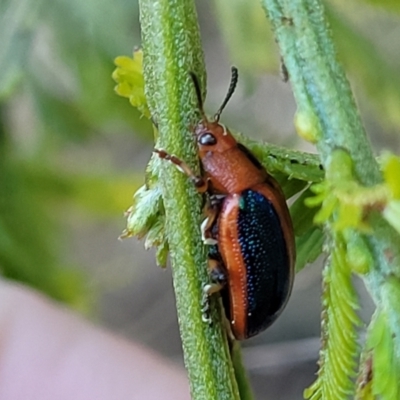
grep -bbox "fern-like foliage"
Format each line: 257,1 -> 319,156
304,149 -> 400,399
304,233 -> 361,399
359,310 -> 400,399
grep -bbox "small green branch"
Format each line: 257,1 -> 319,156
139,1 -> 241,399
262,0 -> 378,184
261,0 -> 400,397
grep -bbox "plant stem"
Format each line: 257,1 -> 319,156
262,0 -> 379,183
261,0 -> 400,363
139,1 -> 241,399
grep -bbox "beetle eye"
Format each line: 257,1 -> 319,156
199,132 -> 217,146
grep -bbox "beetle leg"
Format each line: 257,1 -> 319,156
201,208 -> 218,245
154,149 -> 208,193
201,195 -> 225,245
201,258 -> 227,324
205,259 -> 227,293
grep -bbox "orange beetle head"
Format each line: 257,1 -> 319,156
190,67 -> 238,156
193,120 -> 237,156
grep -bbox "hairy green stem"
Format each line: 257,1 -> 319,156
261,0 -> 400,373
262,0 -> 378,183
139,1 -> 242,399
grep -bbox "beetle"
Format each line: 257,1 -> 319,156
155,67 -> 295,340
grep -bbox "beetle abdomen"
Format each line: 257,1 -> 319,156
219,189 -> 292,339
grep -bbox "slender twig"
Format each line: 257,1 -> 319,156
138,1 -> 243,399
262,0 -> 400,379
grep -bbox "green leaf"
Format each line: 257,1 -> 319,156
291,188 -> 320,235
366,310 -> 400,400
343,230 -> 373,275
383,200 -> 400,234
124,186 -> 163,237
295,227 -> 324,273
291,188 -> 325,273
382,153 -> 400,199
238,133 -> 324,183
304,234 -> 361,399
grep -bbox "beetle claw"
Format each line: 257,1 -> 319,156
201,290 -> 213,325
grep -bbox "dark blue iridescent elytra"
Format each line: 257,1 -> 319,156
237,189 -> 290,337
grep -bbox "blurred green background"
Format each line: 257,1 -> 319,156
1,0 -> 400,398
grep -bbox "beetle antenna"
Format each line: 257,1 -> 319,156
214,66 -> 238,122
189,72 -> 208,122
